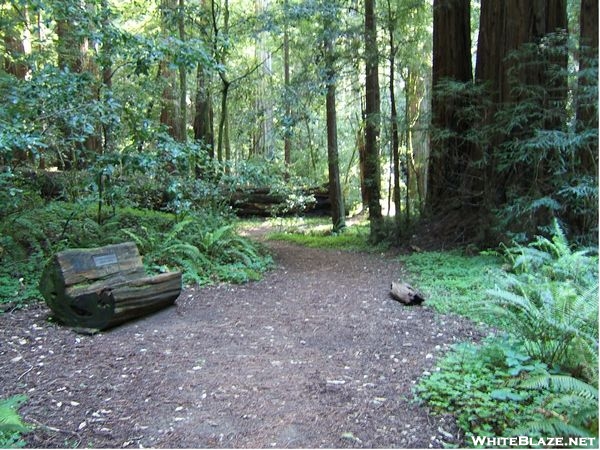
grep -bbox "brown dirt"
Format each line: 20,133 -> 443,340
0,238 -> 482,448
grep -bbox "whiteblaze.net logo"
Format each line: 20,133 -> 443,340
470,436 -> 597,447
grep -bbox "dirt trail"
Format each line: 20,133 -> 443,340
0,239 -> 480,448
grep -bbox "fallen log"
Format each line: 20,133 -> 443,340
390,282 -> 425,306
39,242 -> 181,332
229,186 -> 331,217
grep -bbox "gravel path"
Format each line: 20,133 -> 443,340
0,240 -> 481,448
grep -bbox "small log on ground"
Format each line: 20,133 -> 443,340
390,281 -> 425,305
39,242 -> 181,331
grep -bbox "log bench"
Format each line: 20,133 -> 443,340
39,242 -> 182,332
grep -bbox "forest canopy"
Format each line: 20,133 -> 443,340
0,0 -> 597,247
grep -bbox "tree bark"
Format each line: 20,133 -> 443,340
159,0 -> 183,142
476,0 -> 568,235
194,65 -> 214,156
324,31 -> 346,232
283,0 -> 292,168
427,0 -> 472,212
193,0 -> 214,160
386,0 -> 401,228
39,242 -> 181,331
390,282 -> 425,305
178,0 -> 187,144
364,0 -> 383,241
576,0 -> 598,171
212,0 -> 230,163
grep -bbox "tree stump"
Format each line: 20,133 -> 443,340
39,242 -> 182,332
390,282 -> 425,306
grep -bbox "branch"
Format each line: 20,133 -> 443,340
229,42 -> 284,87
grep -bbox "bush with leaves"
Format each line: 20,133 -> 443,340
121,218 -> 272,285
416,221 -> 598,446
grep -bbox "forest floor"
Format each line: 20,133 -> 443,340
1,227 -> 484,448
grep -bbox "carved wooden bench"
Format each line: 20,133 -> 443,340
39,242 -> 182,332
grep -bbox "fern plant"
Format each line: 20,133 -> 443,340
120,218 -> 272,285
120,219 -> 211,283
487,220 -> 598,378
487,281 -> 598,370
505,219 -> 598,288
513,370 -> 599,440
0,395 -> 30,448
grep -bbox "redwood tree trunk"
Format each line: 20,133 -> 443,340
386,0 -> 401,228
159,0 -> 183,142
193,65 -> 214,157
475,0 -> 568,232
178,0 -> 187,144
427,0 -> 472,212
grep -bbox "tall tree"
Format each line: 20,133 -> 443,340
475,0 -> 569,236
364,0 -> 383,240
323,11 -> 345,232
252,0 -> 274,159
159,0 -> 183,142
212,0 -> 231,162
99,0 -> 115,155
55,0 -> 102,167
178,0 -> 187,143
193,0 -> 215,159
571,0 -> 598,236
385,0 -> 401,228
282,0 -> 292,167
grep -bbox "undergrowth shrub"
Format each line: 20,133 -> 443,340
486,220 -> 598,381
0,203 -> 272,307
416,337 -> 599,446
414,220 -> 598,446
415,337 -> 547,442
0,395 -> 30,448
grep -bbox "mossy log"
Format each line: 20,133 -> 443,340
39,242 -> 181,331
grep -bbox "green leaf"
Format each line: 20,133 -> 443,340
490,389 -> 525,402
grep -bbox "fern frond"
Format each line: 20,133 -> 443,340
120,227 -> 147,250
521,373 -> 598,399
515,417 -> 593,438
0,395 -> 29,434
162,242 -> 202,261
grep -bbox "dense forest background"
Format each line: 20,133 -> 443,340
0,1 -> 598,446
0,0 -> 598,297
